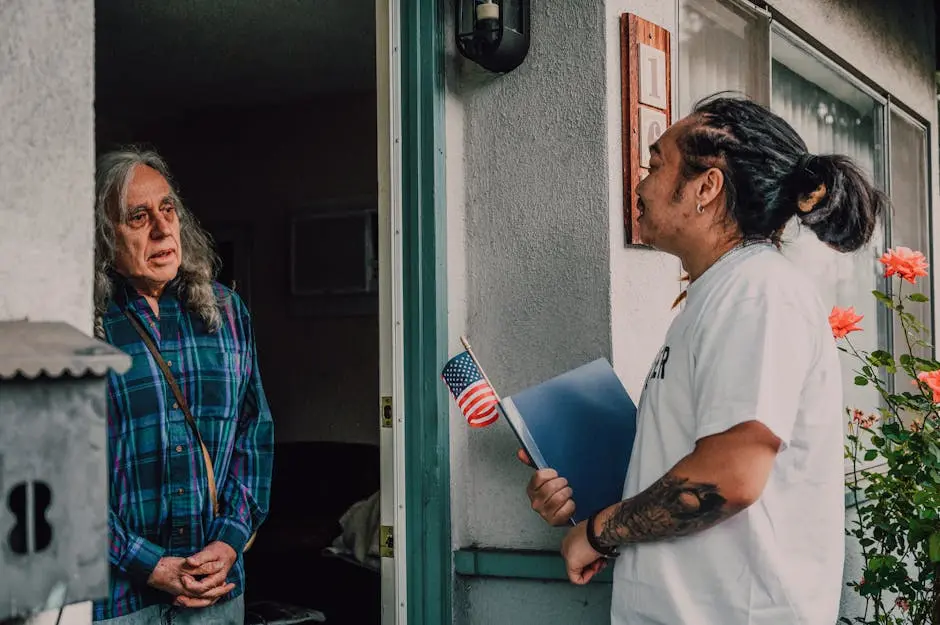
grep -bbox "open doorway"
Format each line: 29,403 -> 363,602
95,2 -> 384,623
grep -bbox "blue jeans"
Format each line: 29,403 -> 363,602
96,594 -> 244,625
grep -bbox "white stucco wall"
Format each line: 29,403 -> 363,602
0,0 -> 95,336
447,0 -> 935,623
0,1 -> 96,623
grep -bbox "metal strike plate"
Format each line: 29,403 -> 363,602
381,396 -> 393,429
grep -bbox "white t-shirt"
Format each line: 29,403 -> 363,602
611,243 -> 845,625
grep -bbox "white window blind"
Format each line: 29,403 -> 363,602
678,0 -> 769,116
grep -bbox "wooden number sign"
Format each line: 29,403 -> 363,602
621,14 -> 671,245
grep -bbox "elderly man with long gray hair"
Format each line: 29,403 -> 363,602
91,148 -> 274,624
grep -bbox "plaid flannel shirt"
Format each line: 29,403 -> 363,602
93,276 -> 274,620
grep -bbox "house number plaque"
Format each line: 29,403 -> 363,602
621,14 -> 672,245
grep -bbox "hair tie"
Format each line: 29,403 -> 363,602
798,184 -> 827,213
796,152 -> 817,173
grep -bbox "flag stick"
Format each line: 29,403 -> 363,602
459,335 -> 503,402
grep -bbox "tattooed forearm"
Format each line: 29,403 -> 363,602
595,474 -> 728,548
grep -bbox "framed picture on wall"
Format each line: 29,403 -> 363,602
288,196 -> 379,317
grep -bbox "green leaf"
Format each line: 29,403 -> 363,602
854,376 -> 869,386
908,292 -> 930,303
929,532 -> 940,563
873,290 -> 894,308
870,349 -> 892,361
887,393 -> 913,406
863,450 -> 878,461
915,357 -> 940,372
869,350 -> 896,370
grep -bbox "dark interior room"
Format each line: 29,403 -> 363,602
95,2 -> 383,623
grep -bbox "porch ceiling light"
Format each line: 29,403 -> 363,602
455,0 -> 530,73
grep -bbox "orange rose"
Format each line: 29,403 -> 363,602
880,247 -> 929,284
916,370 -> 940,403
829,306 -> 863,339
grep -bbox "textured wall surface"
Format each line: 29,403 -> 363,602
0,0 -> 95,335
444,0 -> 683,547
455,578 -> 612,625
447,0 -> 936,623
0,1 -> 96,623
445,0 -> 673,621
448,0 -> 613,556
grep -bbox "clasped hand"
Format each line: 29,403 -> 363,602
147,541 -> 238,608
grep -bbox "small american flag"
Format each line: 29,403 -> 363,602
441,350 -> 500,428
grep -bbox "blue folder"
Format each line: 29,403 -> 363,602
500,358 -> 637,524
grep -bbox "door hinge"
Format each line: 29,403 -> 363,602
380,524 -> 394,558
380,395 -> 393,428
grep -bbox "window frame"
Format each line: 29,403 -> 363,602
885,102 -> 936,358
770,21 -> 894,481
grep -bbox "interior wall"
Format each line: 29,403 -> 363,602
97,92 -> 380,445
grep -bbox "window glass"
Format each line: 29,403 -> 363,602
888,109 -> 932,373
771,27 -> 888,473
678,0 -> 770,115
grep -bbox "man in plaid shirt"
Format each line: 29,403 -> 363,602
91,148 -> 274,624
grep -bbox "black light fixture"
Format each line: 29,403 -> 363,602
456,0 -> 530,73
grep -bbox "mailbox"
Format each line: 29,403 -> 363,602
0,321 -> 129,620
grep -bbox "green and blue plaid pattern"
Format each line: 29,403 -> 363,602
93,276 -> 273,620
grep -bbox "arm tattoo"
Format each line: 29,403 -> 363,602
596,474 -> 728,548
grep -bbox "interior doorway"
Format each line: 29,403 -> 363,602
94,2 -> 388,623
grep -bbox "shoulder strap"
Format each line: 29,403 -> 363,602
123,309 -> 220,516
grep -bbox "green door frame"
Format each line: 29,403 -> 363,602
400,0 -> 451,624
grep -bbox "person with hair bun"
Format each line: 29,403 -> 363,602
521,95 -> 885,624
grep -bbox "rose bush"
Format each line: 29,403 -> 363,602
836,247 -> 939,625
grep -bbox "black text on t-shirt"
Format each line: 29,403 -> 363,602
644,346 -> 671,389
